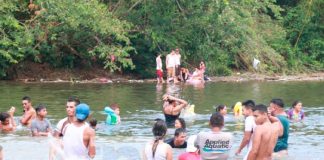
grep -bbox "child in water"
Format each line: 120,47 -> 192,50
89,118 -> 97,130
104,103 -> 121,125
30,104 -> 52,136
0,107 -> 16,132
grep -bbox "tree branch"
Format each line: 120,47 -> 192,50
128,0 -> 142,12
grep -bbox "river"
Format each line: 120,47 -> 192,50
0,81 -> 323,160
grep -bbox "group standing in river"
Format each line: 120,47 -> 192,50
0,93 -> 305,160
156,48 -> 207,84
144,95 -> 301,160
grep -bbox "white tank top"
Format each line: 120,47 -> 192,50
63,123 -> 89,160
144,140 -> 169,160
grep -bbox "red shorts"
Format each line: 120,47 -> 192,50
156,70 -> 163,78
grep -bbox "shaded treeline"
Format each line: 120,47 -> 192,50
1,0 -> 323,78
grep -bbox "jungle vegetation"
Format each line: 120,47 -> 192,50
1,0 -> 323,78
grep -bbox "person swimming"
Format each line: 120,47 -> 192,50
104,103 -> 121,125
216,104 -> 227,116
287,100 -> 305,121
0,107 -> 16,133
174,118 -> 186,130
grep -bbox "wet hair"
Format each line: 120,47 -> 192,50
242,100 -> 255,109
35,104 -> 46,113
270,98 -> 284,108
110,103 -> 120,110
22,96 -> 31,102
89,118 -> 97,128
174,128 -> 186,137
253,104 -> 268,113
67,96 -> 80,105
175,118 -> 186,130
210,112 -> 224,128
152,119 -> 167,158
292,100 -> 302,108
0,112 -> 10,122
216,104 -> 226,112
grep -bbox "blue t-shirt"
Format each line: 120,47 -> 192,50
274,115 -> 289,152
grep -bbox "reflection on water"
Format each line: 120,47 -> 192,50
0,81 -> 324,160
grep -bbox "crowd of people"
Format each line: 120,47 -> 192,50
143,95 -> 304,160
156,48 -> 207,84
0,94 -> 305,160
0,96 -> 96,160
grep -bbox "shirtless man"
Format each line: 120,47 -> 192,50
162,94 -> 188,127
247,104 -> 281,160
20,96 -> 36,127
63,103 -> 95,159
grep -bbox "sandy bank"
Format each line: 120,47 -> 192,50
15,72 -> 324,83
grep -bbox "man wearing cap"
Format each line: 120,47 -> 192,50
63,103 -> 96,160
178,135 -> 201,160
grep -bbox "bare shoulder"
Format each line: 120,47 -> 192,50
271,122 -> 282,135
85,126 -> 95,136
254,125 -> 265,134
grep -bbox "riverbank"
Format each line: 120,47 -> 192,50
14,72 -> 324,83
4,62 -> 324,83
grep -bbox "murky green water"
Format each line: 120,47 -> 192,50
0,81 -> 323,160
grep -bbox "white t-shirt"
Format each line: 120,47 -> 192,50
243,116 -> 256,160
156,57 -> 163,70
55,117 -> 69,135
166,54 -> 176,68
195,131 -> 233,160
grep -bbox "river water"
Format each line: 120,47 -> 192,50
0,81 -> 323,160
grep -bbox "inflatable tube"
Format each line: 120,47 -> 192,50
233,102 -> 243,116
104,107 -> 118,125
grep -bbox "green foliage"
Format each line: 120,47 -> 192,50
0,0 -> 34,76
282,0 -> 324,71
33,0 -> 135,71
0,0 -> 135,78
0,0 -> 323,78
